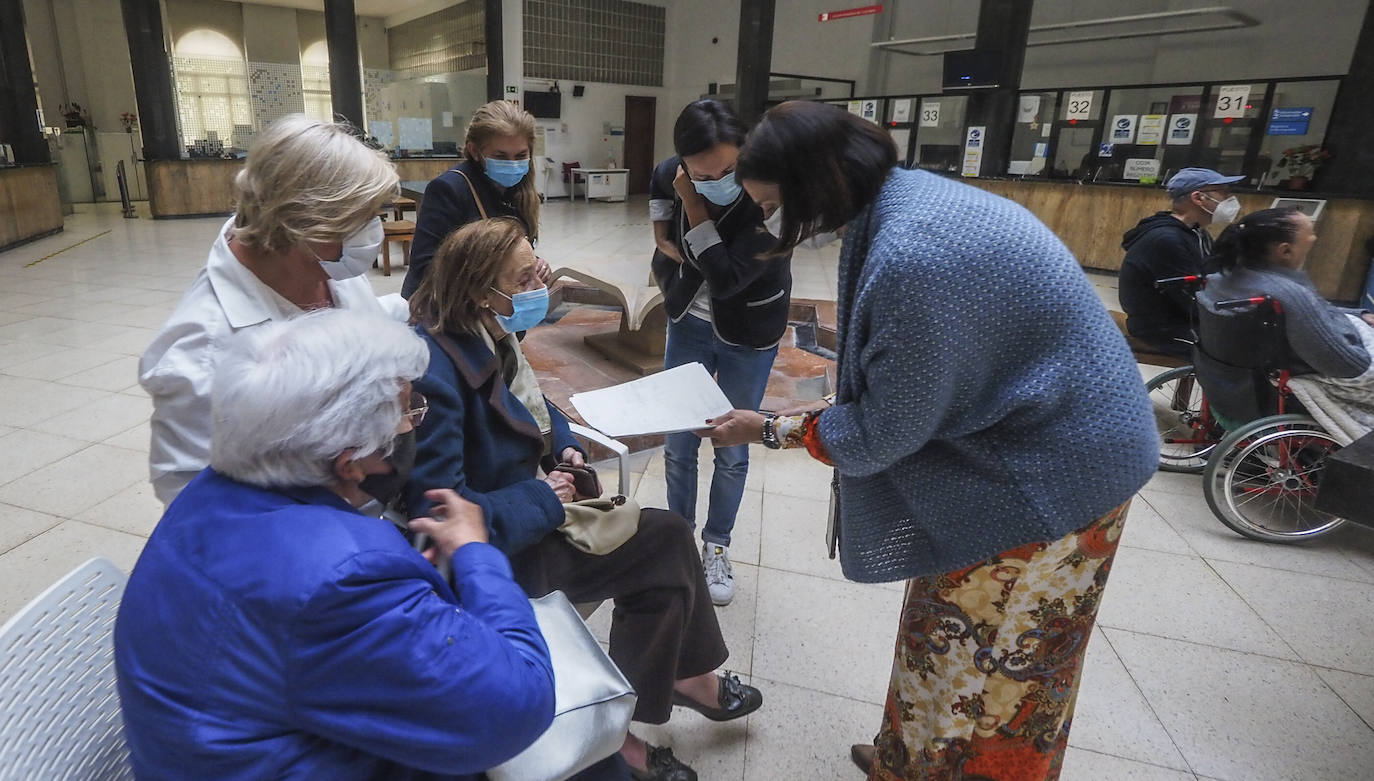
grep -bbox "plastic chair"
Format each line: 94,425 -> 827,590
0,557 -> 134,780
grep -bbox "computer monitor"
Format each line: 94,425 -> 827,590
942,50 -> 1000,91
525,91 -> 561,119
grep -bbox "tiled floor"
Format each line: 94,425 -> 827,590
2,200 -> 1373,780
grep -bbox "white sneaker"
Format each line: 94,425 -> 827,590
702,543 -> 735,606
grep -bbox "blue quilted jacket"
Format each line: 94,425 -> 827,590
819,169 -> 1158,582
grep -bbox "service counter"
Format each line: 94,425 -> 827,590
965,178 -> 1374,303
0,164 -> 63,251
146,156 -> 463,219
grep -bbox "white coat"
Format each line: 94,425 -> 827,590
139,218 -> 408,506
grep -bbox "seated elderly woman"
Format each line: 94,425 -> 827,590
1199,207 -> 1374,435
115,309 -> 556,779
140,114 -> 406,507
406,217 -> 762,781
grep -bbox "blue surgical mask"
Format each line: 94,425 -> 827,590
692,171 -> 741,206
490,285 -> 549,333
484,158 -> 530,188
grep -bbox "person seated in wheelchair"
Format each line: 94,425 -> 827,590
115,310 -> 559,780
403,217 -> 763,781
1196,207 -> 1374,425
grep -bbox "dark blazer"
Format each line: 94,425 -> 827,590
402,159 -> 529,299
649,156 -> 793,349
406,324 -> 583,556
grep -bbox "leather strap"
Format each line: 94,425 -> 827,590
454,169 -> 489,220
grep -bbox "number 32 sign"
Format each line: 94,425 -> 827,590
1065,91 -> 1094,121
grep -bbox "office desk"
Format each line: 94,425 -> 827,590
571,168 -> 630,202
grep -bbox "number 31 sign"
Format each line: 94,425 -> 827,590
1214,85 -> 1251,119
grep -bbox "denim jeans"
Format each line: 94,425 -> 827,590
663,315 -> 778,547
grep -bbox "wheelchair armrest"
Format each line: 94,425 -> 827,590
569,423 -> 631,496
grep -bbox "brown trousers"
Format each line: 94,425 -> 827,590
511,508 -> 729,724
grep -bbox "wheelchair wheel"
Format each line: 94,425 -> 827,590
1203,414 -> 1347,542
1145,365 -> 1218,473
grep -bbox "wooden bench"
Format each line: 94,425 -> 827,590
1110,310 -> 1190,369
551,266 -> 667,376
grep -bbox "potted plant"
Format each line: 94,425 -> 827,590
120,112 -> 138,133
61,103 -> 88,129
1276,144 -> 1330,190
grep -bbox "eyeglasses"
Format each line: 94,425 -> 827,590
404,391 -> 428,427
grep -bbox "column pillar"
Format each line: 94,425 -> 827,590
735,0 -> 776,127
0,0 -> 49,163
120,0 -> 181,160
324,0 -> 364,127
1314,0 -> 1374,195
485,0 -> 504,102
964,0 -> 1033,177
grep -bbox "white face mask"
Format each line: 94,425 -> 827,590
317,217 -> 384,281
764,207 -> 841,250
1204,195 -> 1241,227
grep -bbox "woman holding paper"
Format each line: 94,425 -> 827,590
703,101 -> 1158,781
405,217 -> 762,781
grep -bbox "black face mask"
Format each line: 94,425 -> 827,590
358,429 -> 416,507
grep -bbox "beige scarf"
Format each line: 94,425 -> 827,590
478,327 -> 553,450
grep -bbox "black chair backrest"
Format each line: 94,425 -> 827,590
1192,295 -> 1287,423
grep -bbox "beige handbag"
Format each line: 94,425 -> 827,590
558,495 -> 641,555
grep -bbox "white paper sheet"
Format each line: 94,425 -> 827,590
570,362 -> 733,438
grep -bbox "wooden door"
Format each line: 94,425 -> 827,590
624,96 -> 656,195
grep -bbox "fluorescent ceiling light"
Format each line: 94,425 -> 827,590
872,7 -> 1260,56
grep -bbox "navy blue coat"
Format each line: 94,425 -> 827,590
114,469 -> 555,780
407,324 -> 583,556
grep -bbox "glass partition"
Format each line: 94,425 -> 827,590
1048,88 -> 1105,179
1195,82 -> 1271,182
912,96 -> 968,174
1258,79 -> 1341,188
1098,85 -> 1205,184
1008,91 -> 1057,176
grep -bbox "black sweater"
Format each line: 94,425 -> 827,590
648,156 -> 793,349
1118,211 -> 1213,344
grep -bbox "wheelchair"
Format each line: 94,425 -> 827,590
1120,276 -> 1226,473
1191,294 -> 1347,542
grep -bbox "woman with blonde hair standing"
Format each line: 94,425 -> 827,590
141,114 -> 404,507
402,100 -> 549,298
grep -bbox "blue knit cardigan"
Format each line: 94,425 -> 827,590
819,169 -> 1158,583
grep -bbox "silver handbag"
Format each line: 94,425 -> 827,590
487,591 -> 637,781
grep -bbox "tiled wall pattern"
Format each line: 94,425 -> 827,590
523,0 -> 665,87
171,55 -> 254,146
300,64 -> 334,123
364,68 -> 396,133
388,0 -> 485,79
247,61 -> 307,134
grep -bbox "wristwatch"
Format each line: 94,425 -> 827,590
761,412 -> 782,449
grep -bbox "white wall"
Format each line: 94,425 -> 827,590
530,81 -> 668,198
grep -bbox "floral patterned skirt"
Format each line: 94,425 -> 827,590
869,501 -> 1130,781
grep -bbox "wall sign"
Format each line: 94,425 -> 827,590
1267,107 -> 1313,136
1098,143 -> 1115,158
1167,114 -> 1197,145
818,4 -> 883,22
1137,114 -> 1166,145
962,125 -> 985,177
859,99 -> 879,123
847,100 -> 863,116
1123,158 -> 1162,181
919,101 -> 941,127
1214,84 -> 1251,119
1017,95 -> 1041,123
892,98 -> 912,124
1109,114 -> 1137,144
1065,91 -> 1094,121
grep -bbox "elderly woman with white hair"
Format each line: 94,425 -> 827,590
115,309 -> 558,779
140,114 -> 407,506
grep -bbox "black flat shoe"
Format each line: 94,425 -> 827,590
670,671 -> 763,722
851,743 -> 875,775
629,744 -> 697,781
